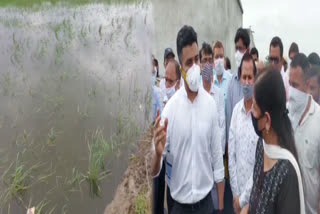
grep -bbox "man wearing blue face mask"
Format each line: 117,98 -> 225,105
224,28 -> 250,214
152,25 -> 225,214
228,53 -> 258,214
163,59 -> 181,106
288,53 -> 320,214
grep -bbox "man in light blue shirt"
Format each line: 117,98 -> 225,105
213,41 -> 231,103
152,57 -> 163,123
226,28 -> 251,142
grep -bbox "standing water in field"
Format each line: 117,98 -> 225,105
0,1 -> 152,213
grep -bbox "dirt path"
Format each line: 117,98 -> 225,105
104,129 -> 153,214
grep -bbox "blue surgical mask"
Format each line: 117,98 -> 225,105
242,84 -> 253,100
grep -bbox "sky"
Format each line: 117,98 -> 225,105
242,0 -> 320,61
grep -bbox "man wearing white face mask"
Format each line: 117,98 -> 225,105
213,41 -> 231,103
288,53 -> 320,214
152,25 -> 225,214
163,59 -> 181,105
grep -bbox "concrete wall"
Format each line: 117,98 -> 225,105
152,0 -> 243,75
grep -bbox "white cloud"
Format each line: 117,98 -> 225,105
242,0 -> 320,60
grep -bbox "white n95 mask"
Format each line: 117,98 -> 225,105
235,50 -> 244,68
288,86 -> 309,130
214,58 -> 225,76
184,64 -> 201,92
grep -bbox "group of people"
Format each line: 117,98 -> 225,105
151,25 -> 320,214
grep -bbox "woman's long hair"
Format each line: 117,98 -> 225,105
254,68 -> 298,161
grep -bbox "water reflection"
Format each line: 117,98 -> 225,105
0,2 -> 152,213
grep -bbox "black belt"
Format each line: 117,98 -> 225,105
173,192 -> 211,211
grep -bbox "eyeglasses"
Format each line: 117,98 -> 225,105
268,56 -> 280,65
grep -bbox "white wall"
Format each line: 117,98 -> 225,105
152,0 -> 243,75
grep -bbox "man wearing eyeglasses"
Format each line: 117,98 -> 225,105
268,36 -> 290,100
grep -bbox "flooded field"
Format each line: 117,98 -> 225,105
0,1 -> 152,213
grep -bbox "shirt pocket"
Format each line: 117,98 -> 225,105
301,138 -> 317,169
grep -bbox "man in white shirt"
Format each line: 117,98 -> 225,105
228,53 -> 258,214
288,53 -> 320,214
151,25 -> 225,214
153,59 -> 181,214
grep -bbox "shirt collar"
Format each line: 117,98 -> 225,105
307,95 -> 316,116
182,85 -> 201,103
300,95 -> 316,126
240,98 -> 251,115
210,84 -> 216,95
214,72 -> 227,84
280,66 -> 285,75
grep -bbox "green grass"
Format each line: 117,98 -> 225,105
135,189 -> 150,214
0,155 -> 42,208
83,129 -> 111,197
0,0 -> 147,8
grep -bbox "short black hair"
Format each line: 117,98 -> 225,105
291,53 -> 311,80
289,42 -> 299,56
225,57 -> 231,70
308,65 -> 320,85
238,53 -> 257,78
167,59 -> 181,80
153,58 -> 158,67
254,68 -> 298,160
234,28 -> 250,49
270,36 -> 283,58
308,52 -> 320,66
199,42 -> 213,61
250,47 -> 259,59
176,25 -> 198,64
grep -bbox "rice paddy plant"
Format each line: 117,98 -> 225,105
83,129 -> 111,197
64,167 -> 84,194
31,200 -> 56,214
0,154 -> 42,208
46,127 -> 62,147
